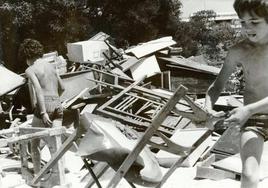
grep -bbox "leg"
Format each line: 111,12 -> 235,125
31,138 -> 41,175
43,119 -> 65,187
31,117 -> 43,175
240,130 -> 264,188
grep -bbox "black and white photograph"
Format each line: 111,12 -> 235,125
1,0 -> 268,187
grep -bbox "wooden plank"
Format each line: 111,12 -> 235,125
156,128 -> 210,168
106,85 -> 187,188
125,37 -> 176,58
84,162 -> 109,188
0,66 -> 26,96
196,166 -> 236,180
155,130 -> 211,188
120,56 -> 141,72
130,55 -> 161,81
160,56 -> 220,75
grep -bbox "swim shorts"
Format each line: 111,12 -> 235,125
243,114 -> 268,140
34,95 -> 63,120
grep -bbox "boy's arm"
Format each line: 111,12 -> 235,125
205,50 -> 238,113
57,72 -> 65,96
26,69 -> 46,114
26,69 -> 51,125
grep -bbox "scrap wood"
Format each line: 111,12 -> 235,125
196,166 -> 236,181
159,56 -> 220,76
62,87 -> 90,109
84,163 -> 109,188
125,36 -> 176,58
148,131 -> 192,156
119,56 -> 141,72
0,158 -> 21,171
155,130 -> 212,188
130,55 -> 161,81
156,128 -> 211,168
0,127 -> 66,148
0,118 -> 32,136
0,66 -> 26,97
60,70 -> 96,102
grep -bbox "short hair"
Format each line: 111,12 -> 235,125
18,38 -> 44,60
234,0 -> 268,19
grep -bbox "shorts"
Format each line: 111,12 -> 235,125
243,114 -> 268,140
34,95 -> 63,121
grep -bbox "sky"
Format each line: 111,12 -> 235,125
180,0 -> 237,18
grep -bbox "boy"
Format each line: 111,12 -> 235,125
18,39 -> 65,187
205,0 -> 268,187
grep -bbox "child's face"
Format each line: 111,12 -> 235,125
240,12 -> 268,44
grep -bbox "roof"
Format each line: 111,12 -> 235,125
180,0 -> 237,20
159,56 -> 220,75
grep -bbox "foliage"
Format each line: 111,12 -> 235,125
86,0 -> 181,46
174,10 -> 237,63
0,0 -> 181,72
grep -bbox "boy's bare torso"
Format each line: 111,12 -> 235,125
26,59 -> 59,97
233,40 -> 268,112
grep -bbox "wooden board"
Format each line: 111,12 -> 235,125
130,55 -> 161,81
196,166 -> 236,180
125,36 -> 176,58
156,128 -> 211,168
0,66 -> 26,96
60,70 -> 96,102
210,126 -> 240,156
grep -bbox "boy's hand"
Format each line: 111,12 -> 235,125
42,113 -> 52,127
224,107 -> 251,128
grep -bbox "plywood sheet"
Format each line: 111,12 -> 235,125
130,55 -> 160,81
125,37 -> 176,58
0,66 -> 26,96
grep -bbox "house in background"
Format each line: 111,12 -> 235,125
180,0 -> 240,28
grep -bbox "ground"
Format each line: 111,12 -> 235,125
2,150 -> 268,188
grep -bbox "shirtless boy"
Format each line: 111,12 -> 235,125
205,0 -> 268,187
18,39 -> 65,187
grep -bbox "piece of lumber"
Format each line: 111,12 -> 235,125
125,37 -> 176,58
196,166 -> 236,180
83,162 -> 109,187
156,128 -> 210,168
130,55 -> 160,81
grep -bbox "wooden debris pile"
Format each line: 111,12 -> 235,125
0,33 -> 250,187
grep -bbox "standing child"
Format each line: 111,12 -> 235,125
18,38 -> 65,187
205,0 -> 268,187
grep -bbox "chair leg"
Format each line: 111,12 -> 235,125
82,158 -> 102,188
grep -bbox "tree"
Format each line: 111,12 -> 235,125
174,10 -> 237,62
0,0 -> 182,72
86,0 -> 182,45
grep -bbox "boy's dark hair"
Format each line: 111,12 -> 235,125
234,0 -> 268,20
18,39 -> 44,60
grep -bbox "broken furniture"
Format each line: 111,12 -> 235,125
103,85 -> 187,188
30,105 -> 104,188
